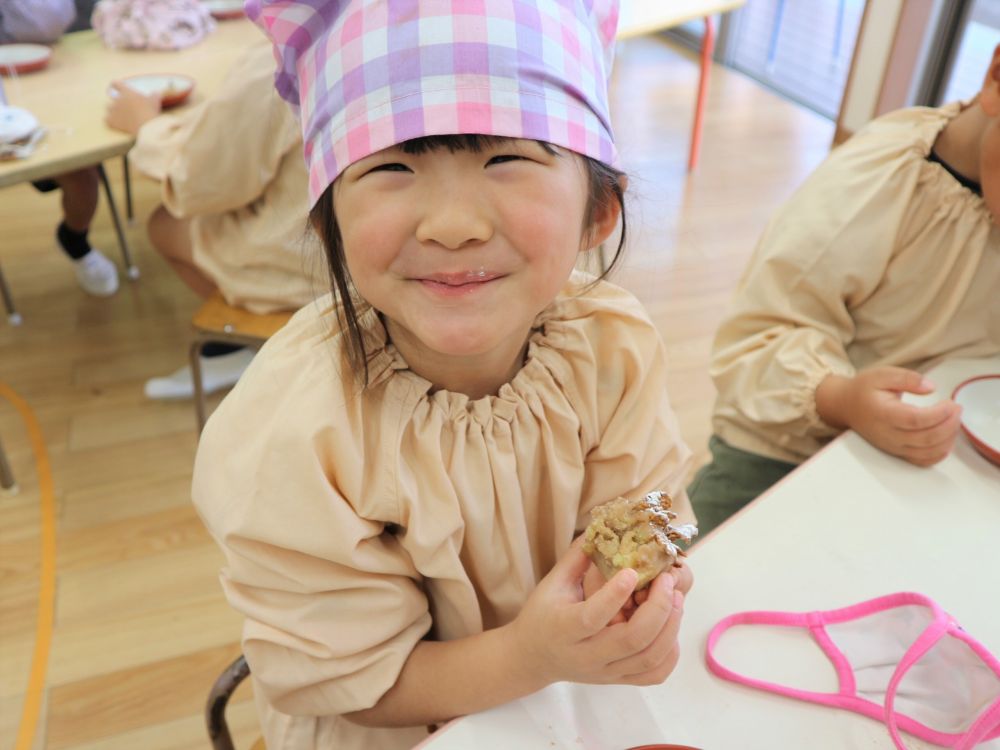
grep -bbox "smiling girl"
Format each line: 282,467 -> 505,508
192,3 -> 695,748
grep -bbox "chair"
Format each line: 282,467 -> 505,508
0,432 -> 16,494
207,654 -> 266,750
0,262 -> 21,326
190,293 -> 294,432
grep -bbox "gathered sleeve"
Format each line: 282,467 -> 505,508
129,43 -> 300,218
192,356 -> 431,717
565,286 -> 694,528
710,143 -> 923,457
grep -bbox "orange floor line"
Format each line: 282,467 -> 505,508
0,382 -> 57,750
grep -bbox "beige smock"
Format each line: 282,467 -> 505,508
192,272 -> 694,750
128,41 -> 326,314
710,103 -> 1000,464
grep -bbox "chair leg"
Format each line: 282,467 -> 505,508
97,163 -> 140,281
190,339 -> 208,434
0,262 -> 21,326
122,155 -> 134,224
206,655 -> 250,750
0,434 -> 17,494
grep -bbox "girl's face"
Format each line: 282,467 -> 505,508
333,139 -> 605,364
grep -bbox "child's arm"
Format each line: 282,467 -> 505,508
815,367 -> 962,466
345,543 -> 683,728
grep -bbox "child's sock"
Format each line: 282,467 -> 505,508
56,222 -> 92,260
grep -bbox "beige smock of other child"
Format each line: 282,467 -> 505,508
192,272 -> 694,750
128,41 -> 325,314
711,102 -> 1000,465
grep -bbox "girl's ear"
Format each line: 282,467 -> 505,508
980,44 -> 1000,117
582,175 -> 628,251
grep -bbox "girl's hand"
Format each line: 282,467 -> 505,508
509,542 -> 684,688
105,81 -> 163,135
584,560 -> 694,622
816,368 -> 962,467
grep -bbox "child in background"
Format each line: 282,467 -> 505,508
192,2 -> 695,748
1,0 -> 118,296
689,46 -> 1000,536
105,41 -> 325,399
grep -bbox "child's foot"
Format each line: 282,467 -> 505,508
73,249 -> 120,297
144,348 -> 255,400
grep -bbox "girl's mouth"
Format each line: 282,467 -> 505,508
415,270 -> 505,296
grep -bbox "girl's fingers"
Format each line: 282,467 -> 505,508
611,590 -> 685,680
593,573 -> 674,661
885,398 -> 957,432
574,568 -> 638,637
900,409 -> 962,449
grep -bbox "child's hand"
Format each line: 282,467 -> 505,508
816,367 -> 963,466
105,81 -> 163,135
509,542 -> 684,688
584,560 -> 694,623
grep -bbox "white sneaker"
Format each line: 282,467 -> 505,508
144,348 -> 255,400
73,249 -> 119,297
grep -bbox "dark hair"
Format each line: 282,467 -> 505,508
310,134 -> 628,386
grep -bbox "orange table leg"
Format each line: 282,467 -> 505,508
688,15 -> 716,172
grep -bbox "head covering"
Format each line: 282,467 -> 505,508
246,0 -> 620,205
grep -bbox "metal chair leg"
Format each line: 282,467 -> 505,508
190,339 -> 208,434
97,163 -> 140,280
206,655 -> 250,750
0,434 -> 17,495
0,262 -> 22,326
121,154 -> 134,225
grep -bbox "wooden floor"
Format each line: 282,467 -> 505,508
0,37 -> 833,749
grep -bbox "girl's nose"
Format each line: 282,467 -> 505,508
415,190 -> 493,250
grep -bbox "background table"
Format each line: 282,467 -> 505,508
417,356 -> 1000,750
617,0 -> 746,171
0,18 -> 262,188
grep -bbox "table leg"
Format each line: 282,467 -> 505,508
97,163 -> 140,280
688,15 -> 716,172
122,155 -> 134,225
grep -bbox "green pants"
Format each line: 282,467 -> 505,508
688,435 -> 798,539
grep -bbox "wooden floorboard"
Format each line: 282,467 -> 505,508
0,36 -> 833,748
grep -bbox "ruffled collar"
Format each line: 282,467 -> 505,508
355,283 -> 580,424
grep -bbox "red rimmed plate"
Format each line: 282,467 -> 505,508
119,74 -> 195,108
952,375 -> 1000,466
0,44 -> 52,76
203,0 -> 245,19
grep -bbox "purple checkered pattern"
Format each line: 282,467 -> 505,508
245,0 -> 620,205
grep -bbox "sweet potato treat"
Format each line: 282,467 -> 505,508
583,491 -> 697,590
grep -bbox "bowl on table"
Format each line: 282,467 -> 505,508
0,44 -> 52,76
118,74 -> 196,108
952,375 -> 1000,466
203,0 -> 246,20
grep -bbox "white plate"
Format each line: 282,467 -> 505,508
0,105 -> 39,144
952,375 -> 1000,466
0,44 -> 52,75
119,74 -> 195,107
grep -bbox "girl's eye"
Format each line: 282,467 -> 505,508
368,163 -> 411,174
487,154 -> 526,166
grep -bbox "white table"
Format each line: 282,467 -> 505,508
416,356 -> 1000,750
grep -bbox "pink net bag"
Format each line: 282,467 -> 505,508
92,0 -> 216,50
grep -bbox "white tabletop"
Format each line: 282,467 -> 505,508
417,356 -> 1000,750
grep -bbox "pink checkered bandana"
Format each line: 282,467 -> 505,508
245,0 -> 620,205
